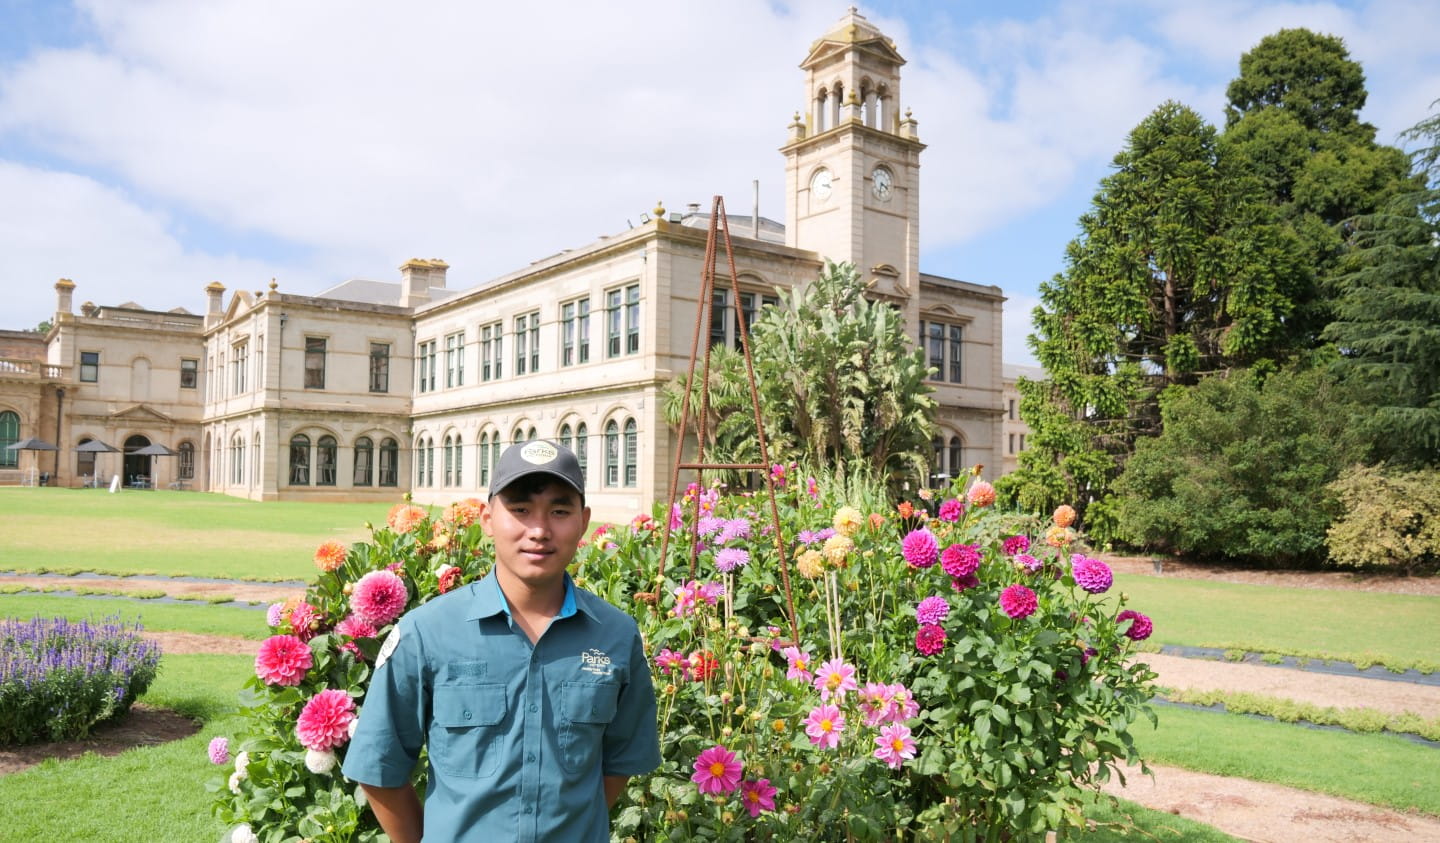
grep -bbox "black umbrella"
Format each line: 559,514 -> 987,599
76,439 -> 120,487
133,443 -> 179,457
6,437 -> 58,485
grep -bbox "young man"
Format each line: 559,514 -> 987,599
342,440 -> 660,842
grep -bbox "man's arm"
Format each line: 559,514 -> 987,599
359,782 -> 423,843
604,775 -> 630,808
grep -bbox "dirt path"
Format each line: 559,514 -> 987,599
1,574 -> 303,605
1101,763 -> 1440,842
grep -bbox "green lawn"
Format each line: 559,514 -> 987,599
0,594 -> 267,639
0,488 -> 391,580
1110,572 -> 1440,671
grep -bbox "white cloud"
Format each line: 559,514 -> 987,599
1001,292 -> 1042,369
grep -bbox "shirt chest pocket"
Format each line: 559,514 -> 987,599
557,679 -> 620,773
430,683 -> 507,779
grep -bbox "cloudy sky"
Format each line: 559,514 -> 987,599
2,0 -> 1437,366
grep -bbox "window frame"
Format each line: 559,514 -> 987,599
180,358 -> 198,390
369,343 -> 390,393
79,351 -> 99,383
303,337 -> 327,390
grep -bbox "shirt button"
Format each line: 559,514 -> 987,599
529,704 -> 538,713
463,710 -> 472,720
523,805 -> 533,814
526,752 -> 536,763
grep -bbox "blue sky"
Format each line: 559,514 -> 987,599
3,0 -> 1437,366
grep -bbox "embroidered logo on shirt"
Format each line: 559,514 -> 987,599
375,627 -> 401,669
580,648 -> 613,676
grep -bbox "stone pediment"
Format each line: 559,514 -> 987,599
109,403 -> 174,424
801,37 -> 904,71
222,290 -> 256,321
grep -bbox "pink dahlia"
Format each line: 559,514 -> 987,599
714,547 -> 750,573
207,736 -> 229,765
295,689 -> 357,752
966,480 -> 996,508
999,584 -> 1038,619
1071,555 -> 1113,594
812,658 -> 858,701
803,704 -> 846,750
937,498 -> 964,522
950,573 -> 980,592
1002,535 -> 1030,556
254,635 -> 313,686
781,646 -> 814,681
873,723 -> 917,769
697,580 -> 725,605
437,565 -> 463,594
691,745 -> 743,795
915,595 -> 949,626
265,602 -> 285,628
335,614 -> 377,640
940,543 -> 981,578
1117,609 -> 1154,641
901,528 -> 939,569
741,778 -> 777,818
672,581 -> 698,617
1015,554 -> 1042,573
288,601 -> 324,641
857,682 -> 893,727
915,623 -> 947,655
350,570 -> 408,626
655,648 -> 689,680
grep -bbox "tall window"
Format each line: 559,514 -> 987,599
561,299 -> 591,366
445,332 -> 465,388
604,420 -> 620,486
416,340 -> 437,393
625,284 -> 641,354
575,422 -> 588,481
180,358 -> 198,389
414,436 -> 428,487
316,436 -> 337,486
479,432 -> 492,486
304,338 -> 327,389
178,441 -> 195,479
233,342 -> 248,394
354,437 -> 374,486
378,438 -> 398,487
0,411 -> 17,467
217,352 -> 226,398
231,435 -> 245,485
77,438 -> 96,478
623,418 -> 638,487
370,344 -> 390,393
1007,399 -> 1016,420
289,434 -> 310,485
559,423 -> 573,452
79,351 -> 99,382
252,432 -> 261,486
205,355 -> 213,400
254,344 -> 263,391
514,312 -> 540,375
489,435 -> 501,484
949,436 -> 964,480
919,321 -> 963,383
481,323 -> 503,381
606,289 -> 623,357
711,289 -> 776,348
443,434 -> 461,486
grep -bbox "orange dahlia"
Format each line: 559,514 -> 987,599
387,504 -> 426,533
1053,504 -> 1077,528
313,541 -> 348,572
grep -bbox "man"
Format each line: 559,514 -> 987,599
342,440 -> 661,842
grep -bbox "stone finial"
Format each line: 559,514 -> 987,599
653,201 -> 666,218
269,278 -> 278,292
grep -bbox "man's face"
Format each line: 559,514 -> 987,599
482,480 -> 591,591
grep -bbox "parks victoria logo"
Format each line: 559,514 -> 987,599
580,648 -> 613,676
520,441 -> 558,465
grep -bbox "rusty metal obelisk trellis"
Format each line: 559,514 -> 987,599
655,195 -> 800,644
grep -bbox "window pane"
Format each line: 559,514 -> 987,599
370,344 -> 390,393
0,412 -> 17,468
180,358 -> 198,389
625,285 -> 640,354
379,439 -> 398,487
354,437 -> 374,486
948,325 -> 963,384
178,442 -> 195,479
80,351 -> 99,382
623,419 -> 637,487
304,338 -> 326,389
289,435 -> 310,485
575,423 -> 588,479
604,420 -> 619,486
578,300 -> 590,363
317,436 -> 337,486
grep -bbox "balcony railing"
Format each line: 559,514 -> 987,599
0,358 -> 69,380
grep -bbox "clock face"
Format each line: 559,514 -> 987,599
810,168 -> 833,203
872,167 -> 893,201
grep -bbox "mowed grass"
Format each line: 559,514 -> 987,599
0,594 -> 267,639
1109,572 -> 1440,671
0,487 -> 391,580
0,653 -> 252,842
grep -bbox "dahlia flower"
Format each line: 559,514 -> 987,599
915,595 -> 949,626
265,602 -> 285,628
803,704 -> 846,749
254,635 -> 313,686
1053,504 -> 1077,527
304,748 -> 338,774
386,503 -> 426,533
443,498 -> 485,528
999,584 -> 1038,619
1071,555 -> 1113,594
796,549 -> 825,579
296,688 -> 357,752
230,824 -> 258,843
207,736 -> 229,765
335,614 -> 377,640
655,648 -> 689,679
832,506 -> 863,537
697,580 -> 725,605
313,541 -> 348,572
937,498 -> 964,522
351,570 -> 408,626
1117,609 -> 1154,641
672,581 -> 698,617
1045,525 -> 1076,548
901,528 -> 939,568
966,480 -> 996,508
697,516 -> 723,537
950,574 -> 980,592
689,651 -> 720,681
437,564 -> 463,594
781,646 -> 814,681
873,723 -> 917,769
813,658 -> 858,701
940,543 -> 981,578
741,778 -> 778,818
915,623 -> 947,655
822,534 -> 854,566
1002,535 -> 1030,555
1015,553 -> 1042,573
896,501 -> 915,519
288,601 -> 323,641
715,547 -> 750,573
691,745 -> 743,795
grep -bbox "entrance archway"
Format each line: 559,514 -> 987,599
123,434 -> 152,486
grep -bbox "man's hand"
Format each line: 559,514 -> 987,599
604,775 -> 630,809
359,782 -> 423,843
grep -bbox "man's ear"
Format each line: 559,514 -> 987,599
480,499 -> 496,537
580,506 -> 592,535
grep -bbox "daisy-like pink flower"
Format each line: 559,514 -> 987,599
1071,555 -> 1113,594
296,689 -> 356,752
741,778 -> 778,818
1117,609 -> 1154,641
873,723 -> 917,769
697,516 -> 723,537
691,745 -> 743,795
672,580 -> 699,617
806,477 -> 819,500
812,658 -> 858,701
937,498 -> 964,522
966,480 -> 996,508
1002,535 -> 1030,555
999,584 -> 1038,619
254,635 -> 313,686
207,736 -> 229,765
857,682 -> 894,727
901,528 -> 940,569
655,648 -> 690,679
697,580 -> 725,605
915,623 -> 947,655
717,518 -> 752,544
668,503 -> 683,531
350,570 -> 408,626
714,548 -> 750,573
781,646 -> 814,681
803,704 -> 846,749
1015,553 -> 1042,573
941,543 -> 982,578
915,595 -> 949,626
886,683 -> 920,723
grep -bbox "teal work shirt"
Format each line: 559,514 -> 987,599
341,572 -> 661,842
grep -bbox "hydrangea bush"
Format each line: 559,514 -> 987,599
212,474 -> 1156,842
0,615 -> 160,745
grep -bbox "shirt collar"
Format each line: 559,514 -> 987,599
466,570 -> 583,621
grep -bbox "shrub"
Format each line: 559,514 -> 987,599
0,615 -> 160,745
1326,464 -> 1440,574
212,478 -> 1156,841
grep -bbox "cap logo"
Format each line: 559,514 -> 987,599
520,441 -> 558,465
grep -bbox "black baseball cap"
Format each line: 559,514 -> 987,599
488,440 -> 586,502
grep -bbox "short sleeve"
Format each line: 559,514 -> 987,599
600,629 -> 661,777
341,617 -> 429,787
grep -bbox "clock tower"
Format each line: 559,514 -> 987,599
783,7 -> 924,313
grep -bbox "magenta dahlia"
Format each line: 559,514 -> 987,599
1071,555 -> 1113,594
296,689 -> 357,751
950,573 -> 980,592
940,543 -> 981,578
915,623 -> 947,655
901,528 -> 939,568
351,570 -> 408,626
915,595 -> 949,625
254,634 -> 313,686
1002,535 -> 1030,555
999,584 -> 1038,619
1117,609 -> 1153,641
937,498 -> 964,522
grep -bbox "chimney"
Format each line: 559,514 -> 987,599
55,279 -> 75,315
205,282 -> 226,327
400,259 -> 448,308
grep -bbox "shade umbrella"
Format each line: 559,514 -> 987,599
131,442 -> 178,488
6,437 -> 58,486
76,439 -> 120,487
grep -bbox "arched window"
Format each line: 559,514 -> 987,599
354,437 -> 374,486
378,438 -> 398,487
489,434 -> 500,484
231,434 -> 245,486
289,434 -> 310,485
478,432 -> 491,486
623,418 -> 638,487
0,411 -> 18,468
512,426 -> 526,447
179,441 -> 194,480
604,420 -> 620,487
931,436 -> 944,487
317,436 -> 337,486
527,427 -> 537,442
948,436 -> 964,481
575,422 -> 588,481
415,436 -> 429,487
452,434 -> 463,486
77,438 -> 97,478
443,436 -> 453,486
558,423 -> 572,453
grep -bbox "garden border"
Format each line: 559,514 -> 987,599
1157,644 -> 1440,686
